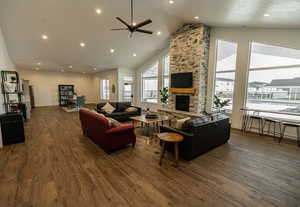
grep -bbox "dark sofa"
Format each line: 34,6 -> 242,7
95,102 -> 141,122
160,114 -> 230,161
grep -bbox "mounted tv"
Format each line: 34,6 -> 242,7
171,72 -> 193,88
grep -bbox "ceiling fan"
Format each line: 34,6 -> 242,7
111,0 -> 153,37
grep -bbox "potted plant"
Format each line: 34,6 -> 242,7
213,95 -> 230,113
160,87 -> 169,105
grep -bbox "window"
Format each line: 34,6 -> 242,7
213,40 -> 238,111
142,62 -> 158,103
101,79 -> 109,100
246,42 -> 300,120
163,55 -> 170,88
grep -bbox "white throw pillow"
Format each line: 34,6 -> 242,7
125,107 -> 138,112
175,117 -> 191,130
101,103 -> 115,114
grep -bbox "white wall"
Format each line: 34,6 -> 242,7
0,27 -> 16,148
207,27 -> 300,130
17,70 -> 97,107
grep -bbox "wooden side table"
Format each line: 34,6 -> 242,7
157,132 -> 184,167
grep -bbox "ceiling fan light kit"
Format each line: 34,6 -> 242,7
111,0 -> 153,36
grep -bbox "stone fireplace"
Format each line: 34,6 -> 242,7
168,23 -> 210,113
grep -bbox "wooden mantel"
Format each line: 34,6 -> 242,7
170,88 -> 196,94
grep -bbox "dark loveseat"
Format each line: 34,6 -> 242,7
160,114 -> 230,161
95,102 -> 141,122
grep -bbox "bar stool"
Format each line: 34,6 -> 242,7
279,122 -> 300,147
247,112 -> 264,135
262,118 -> 282,140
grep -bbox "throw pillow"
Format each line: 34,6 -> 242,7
101,103 -> 115,114
106,117 -> 121,128
125,107 -> 138,112
175,117 -> 191,130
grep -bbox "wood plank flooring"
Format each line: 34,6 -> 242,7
0,106 -> 300,207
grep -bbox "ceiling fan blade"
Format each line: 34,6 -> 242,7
136,29 -> 153,34
111,28 -> 129,31
134,19 -> 152,29
116,17 -> 131,28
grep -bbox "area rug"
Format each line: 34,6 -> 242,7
62,107 -> 80,112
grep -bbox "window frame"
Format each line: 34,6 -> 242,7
162,55 -> 170,89
212,39 -> 238,112
245,41 -> 300,117
141,62 -> 159,103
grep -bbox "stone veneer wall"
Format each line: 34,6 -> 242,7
168,23 -> 210,113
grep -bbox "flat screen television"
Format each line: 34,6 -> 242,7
171,72 -> 193,88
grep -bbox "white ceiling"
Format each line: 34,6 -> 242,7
0,0 -> 300,73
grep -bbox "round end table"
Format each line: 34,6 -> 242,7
157,132 -> 184,167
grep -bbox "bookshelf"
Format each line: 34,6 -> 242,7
58,85 -> 74,106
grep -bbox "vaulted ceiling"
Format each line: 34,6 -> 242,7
0,0 -> 300,73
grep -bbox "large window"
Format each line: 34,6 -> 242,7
213,40 -> 238,111
246,42 -> 300,120
101,79 -> 110,100
142,62 -> 158,103
163,55 -> 170,88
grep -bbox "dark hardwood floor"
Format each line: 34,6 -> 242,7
0,106 -> 300,207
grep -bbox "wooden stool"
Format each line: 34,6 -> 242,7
157,132 -> 184,167
280,122 -> 300,147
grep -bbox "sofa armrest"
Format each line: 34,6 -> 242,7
106,124 -> 134,135
160,126 -> 193,137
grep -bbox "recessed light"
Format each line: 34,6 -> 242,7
37,62 -> 41,65
194,16 -> 199,20
69,65 -> 73,69
35,67 -> 40,71
80,42 -> 85,47
157,31 -> 162,36
42,35 -> 48,40
133,53 -> 137,57
132,22 -> 137,26
110,48 -> 115,53
96,8 -> 102,14
169,0 -> 174,4
264,13 -> 270,17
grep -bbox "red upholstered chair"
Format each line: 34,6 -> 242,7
79,109 -> 136,152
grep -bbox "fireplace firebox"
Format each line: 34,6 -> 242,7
176,96 -> 190,112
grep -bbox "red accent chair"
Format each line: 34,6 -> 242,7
79,109 -> 136,152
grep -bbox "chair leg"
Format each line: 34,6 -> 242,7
279,125 -> 286,143
174,143 -> 179,168
249,118 -> 254,132
259,118 -> 263,136
159,141 -> 166,166
297,127 -> 300,147
273,122 -> 276,139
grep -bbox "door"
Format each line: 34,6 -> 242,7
29,85 -> 35,108
123,83 -> 132,102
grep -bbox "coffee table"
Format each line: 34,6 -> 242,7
130,115 -> 170,136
